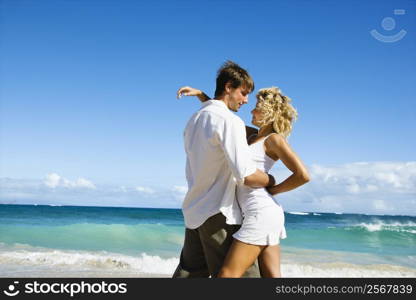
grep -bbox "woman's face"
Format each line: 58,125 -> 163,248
251,102 -> 264,127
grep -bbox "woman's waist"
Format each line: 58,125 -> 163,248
238,199 -> 283,217
237,187 -> 279,208
237,185 -> 271,198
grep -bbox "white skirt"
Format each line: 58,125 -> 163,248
232,203 -> 287,246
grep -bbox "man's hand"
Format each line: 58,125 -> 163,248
177,86 -> 202,99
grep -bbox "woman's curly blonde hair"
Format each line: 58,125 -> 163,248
255,87 -> 298,138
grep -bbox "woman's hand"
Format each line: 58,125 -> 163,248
176,86 -> 211,102
176,86 -> 202,99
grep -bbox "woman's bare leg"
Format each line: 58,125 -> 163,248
217,239 -> 264,278
258,245 -> 281,278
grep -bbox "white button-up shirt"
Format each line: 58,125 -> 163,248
182,100 -> 257,229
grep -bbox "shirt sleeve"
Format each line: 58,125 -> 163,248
216,116 -> 257,183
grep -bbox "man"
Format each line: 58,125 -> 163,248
172,61 -> 275,278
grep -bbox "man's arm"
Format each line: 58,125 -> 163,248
178,86 -> 273,188
245,126 -> 258,143
218,117 -> 275,189
177,86 -> 211,102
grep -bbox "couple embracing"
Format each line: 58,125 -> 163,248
173,61 -> 310,278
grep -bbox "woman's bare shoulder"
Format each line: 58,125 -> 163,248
265,132 -> 286,146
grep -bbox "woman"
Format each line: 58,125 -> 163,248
177,86 -> 310,277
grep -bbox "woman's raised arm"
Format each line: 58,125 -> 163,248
176,86 -> 211,102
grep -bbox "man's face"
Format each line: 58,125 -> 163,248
226,85 -> 250,112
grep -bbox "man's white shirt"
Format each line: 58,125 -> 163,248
182,100 -> 257,229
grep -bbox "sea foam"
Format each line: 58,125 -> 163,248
351,221 -> 416,233
288,212 -> 310,216
281,263 -> 416,278
0,247 -> 177,276
1,246 -> 415,278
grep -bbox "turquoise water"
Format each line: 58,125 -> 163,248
0,205 -> 184,257
0,204 -> 415,276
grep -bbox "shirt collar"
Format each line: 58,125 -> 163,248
202,99 -> 229,110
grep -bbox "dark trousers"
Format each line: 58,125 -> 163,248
172,213 -> 260,278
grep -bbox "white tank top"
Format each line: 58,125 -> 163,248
237,135 -> 279,213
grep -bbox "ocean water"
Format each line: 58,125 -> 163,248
0,204 -> 415,277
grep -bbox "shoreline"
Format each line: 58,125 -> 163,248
1,261 -> 415,278
1,244 -> 415,278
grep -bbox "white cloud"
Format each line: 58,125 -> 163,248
366,184 -> 378,192
373,199 -> 388,211
308,162 -> 416,194
271,161 -> 416,215
169,185 -> 188,204
2,161 -> 416,215
346,183 -> 360,194
171,185 -> 188,194
44,173 -> 61,188
135,186 -> 155,194
75,178 -> 96,189
43,173 -> 96,189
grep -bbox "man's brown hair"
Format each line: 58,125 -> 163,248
214,60 -> 255,98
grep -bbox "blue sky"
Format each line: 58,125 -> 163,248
0,0 -> 415,215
